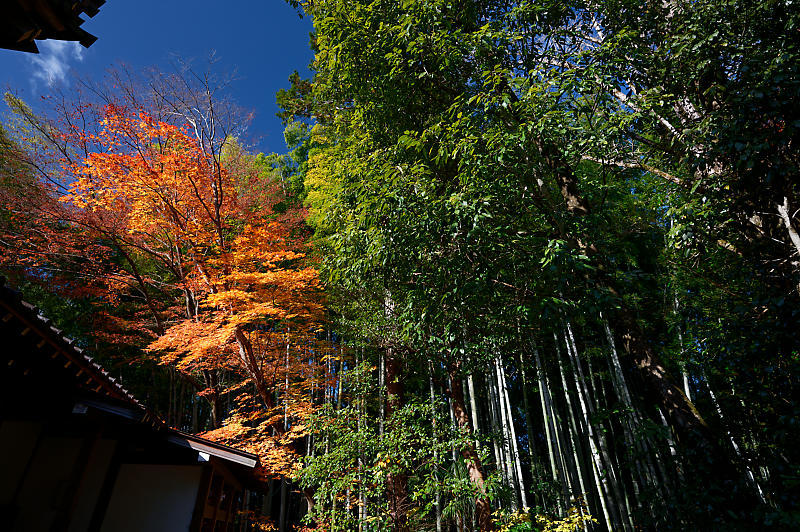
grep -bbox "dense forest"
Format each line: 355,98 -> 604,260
2,0 -> 799,530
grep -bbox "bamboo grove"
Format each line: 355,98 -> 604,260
2,0 -> 800,530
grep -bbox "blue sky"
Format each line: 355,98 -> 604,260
0,1 -> 314,155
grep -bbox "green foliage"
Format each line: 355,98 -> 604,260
276,71 -> 314,126
6,0 -> 800,528
300,362 -> 506,530
293,0 -> 800,527
494,505 -> 596,532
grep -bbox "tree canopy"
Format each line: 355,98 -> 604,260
1,0 -> 799,530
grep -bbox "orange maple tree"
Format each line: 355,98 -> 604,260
2,96 -> 332,483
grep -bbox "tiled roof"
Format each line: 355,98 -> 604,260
0,0 -> 106,53
1,276 -> 148,410
0,277 -> 258,468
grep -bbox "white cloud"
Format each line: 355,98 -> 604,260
28,40 -> 85,88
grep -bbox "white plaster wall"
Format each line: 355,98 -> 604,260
100,464 -> 203,532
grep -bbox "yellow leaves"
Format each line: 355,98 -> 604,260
235,301 -> 286,321
60,106 -> 235,264
535,507 -> 597,532
202,414 -> 305,479
204,289 -> 256,307
5,95 -> 335,496
494,505 -> 596,532
375,452 -> 391,471
148,319 -> 238,373
36,104 -> 333,489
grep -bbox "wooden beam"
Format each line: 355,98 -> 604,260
167,434 -> 258,468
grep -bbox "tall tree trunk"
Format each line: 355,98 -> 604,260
560,327 -> 626,531
486,374 -> 505,490
447,365 -> 496,531
467,374 -> 482,450
704,373 -> 766,503
555,351 -> 591,519
168,366 -> 175,426
564,322 -> 634,530
777,196 -> 800,269
354,349 -> 364,532
529,130 -> 718,453
428,365 -> 443,532
202,369 -> 222,429
496,357 -> 528,509
534,347 -> 567,514
279,480 -> 288,532
284,329 -> 290,431
489,363 -> 515,508
379,350 -> 385,437
177,378 -> 186,430
544,152 -> 756,512
337,347 -> 345,410
233,326 -> 277,413
385,348 -> 409,532
554,335 -> 611,529
191,392 -> 199,432
603,315 -> 671,505
517,351 -> 543,510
